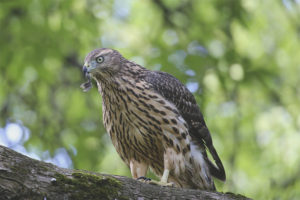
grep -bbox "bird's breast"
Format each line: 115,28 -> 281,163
100,80 -> 190,166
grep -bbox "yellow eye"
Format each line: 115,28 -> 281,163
96,56 -> 104,63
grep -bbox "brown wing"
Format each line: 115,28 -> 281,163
143,71 -> 226,181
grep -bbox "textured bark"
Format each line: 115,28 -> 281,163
0,145 -> 251,200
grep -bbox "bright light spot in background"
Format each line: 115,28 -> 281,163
229,63 -> 244,81
0,122 -> 40,160
186,82 -> 199,93
113,0 -> 131,19
241,0 -> 257,12
187,41 -> 208,56
219,101 -> 237,117
0,122 -> 30,147
203,72 -> 220,91
45,148 -> 73,168
168,50 -> 187,67
208,40 -> 225,58
185,69 -> 195,76
101,35 -> 125,48
282,0 -> 293,10
148,47 -> 161,58
5,123 -> 23,145
14,145 -> 41,161
0,122 -> 74,168
163,29 -> 179,46
80,120 -> 97,132
0,128 -> 6,146
255,106 -> 292,147
276,49 -> 291,68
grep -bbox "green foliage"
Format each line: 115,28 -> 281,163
1,0 -> 300,199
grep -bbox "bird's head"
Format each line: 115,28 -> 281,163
83,48 -> 124,78
81,48 -> 124,92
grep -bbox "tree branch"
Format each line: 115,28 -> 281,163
0,145 -> 251,200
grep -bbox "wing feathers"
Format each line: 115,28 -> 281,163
144,71 -> 226,181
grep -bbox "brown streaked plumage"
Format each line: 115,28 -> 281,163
81,48 -> 226,190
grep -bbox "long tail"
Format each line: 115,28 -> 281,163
203,131 -> 226,181
206,144 -> 226,181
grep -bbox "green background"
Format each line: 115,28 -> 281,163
1,0 -> 300,199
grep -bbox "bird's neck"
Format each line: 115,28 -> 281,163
94,65 -> 148,97
94,72 -> 135,102
95,77 -> 122,100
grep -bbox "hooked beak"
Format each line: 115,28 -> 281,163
80,62 -> 93,92
82,62 -> 89,77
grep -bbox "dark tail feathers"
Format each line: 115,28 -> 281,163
201,129 -> 226,181
207,144 -> 226,181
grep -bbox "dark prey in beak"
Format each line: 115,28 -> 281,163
80,66 -> 93,92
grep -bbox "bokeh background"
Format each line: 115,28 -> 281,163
1,0 -> 300,199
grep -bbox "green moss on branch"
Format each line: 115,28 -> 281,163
53,171 -> 123,199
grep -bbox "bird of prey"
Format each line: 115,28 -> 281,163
81,48 -> 226,190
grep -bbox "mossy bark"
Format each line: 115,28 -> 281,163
0,145 -> 251,200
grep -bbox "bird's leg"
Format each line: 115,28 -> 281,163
160,168 -> 170,184
148,169 -> 174,187
130,159 -> 173,186
148,149 -> 175,187
130,160 -> 149,182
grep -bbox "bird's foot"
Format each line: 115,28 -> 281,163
137,176 -> 174,187
137,176 -> 151,183
148,180 -> 175,187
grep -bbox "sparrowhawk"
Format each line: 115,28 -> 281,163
81,48 -> 226,190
